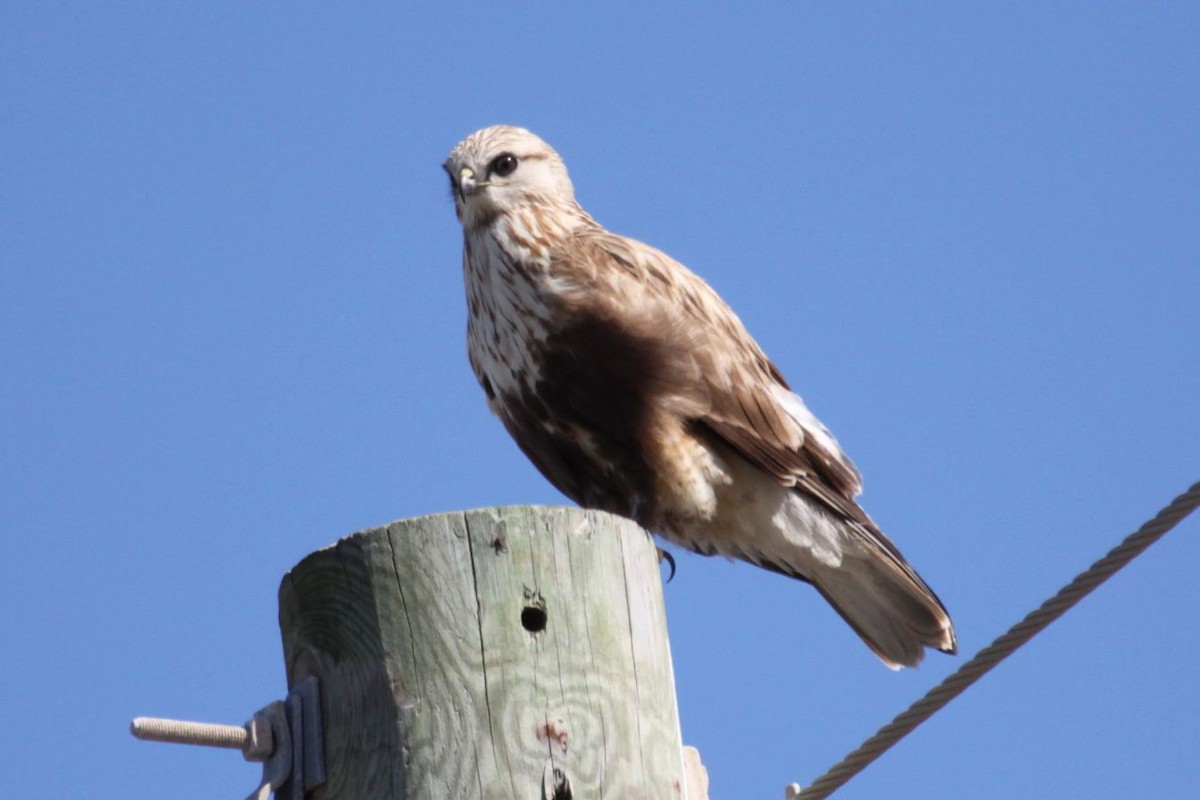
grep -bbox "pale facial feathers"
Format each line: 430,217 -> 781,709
444,126 -> 581,234
445,125 -> 957,668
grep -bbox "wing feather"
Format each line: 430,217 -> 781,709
557,228 -> 869,525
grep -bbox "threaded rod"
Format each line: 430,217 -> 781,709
131,716 -> 249,750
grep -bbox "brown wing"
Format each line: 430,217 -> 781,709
560,228 -> 870,527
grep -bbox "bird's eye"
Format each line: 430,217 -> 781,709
489,153 -> 519,178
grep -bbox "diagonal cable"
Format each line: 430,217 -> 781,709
792,480 -> 1200,800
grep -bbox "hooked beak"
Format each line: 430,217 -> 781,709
444,162 -> 492,206
453,165 -> 492,200
458,165 -> 478,196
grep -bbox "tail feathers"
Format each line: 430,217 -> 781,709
752,536 -> 957,669
811,553 -> 956,669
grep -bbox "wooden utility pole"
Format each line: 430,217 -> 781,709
278,505 -> 703,799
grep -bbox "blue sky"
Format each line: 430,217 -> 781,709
2,3 -> 1197,798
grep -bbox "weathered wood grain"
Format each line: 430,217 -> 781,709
278,505 -> 693,799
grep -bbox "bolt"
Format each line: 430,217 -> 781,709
131,714 -> 274,761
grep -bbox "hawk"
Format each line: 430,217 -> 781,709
444,125 -> 956,669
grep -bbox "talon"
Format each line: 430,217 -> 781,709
657,548 -> 677,583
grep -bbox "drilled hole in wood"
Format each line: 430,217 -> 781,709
521,605 -> 548,633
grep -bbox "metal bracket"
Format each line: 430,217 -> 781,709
132,676 -> 326,800
278,676 -> 326,800
247,701 -> 290,800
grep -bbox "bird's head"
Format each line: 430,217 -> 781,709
444,125 -> 577,230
